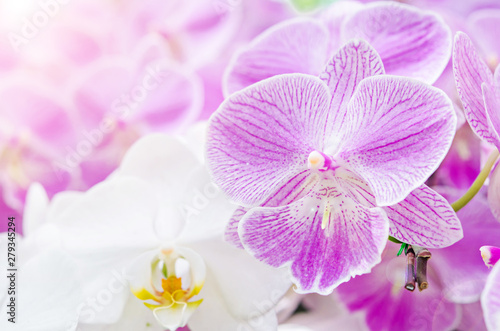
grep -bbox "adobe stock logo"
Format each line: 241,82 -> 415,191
8,0 -> 72,53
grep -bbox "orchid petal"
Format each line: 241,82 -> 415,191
176,166 -> 236,244
223,18 -> 329,95
225,207 -> 248,249
319,1 -> 363,52
94,297 -> 164,331
55,177 -> 159,250
334,175 -> 463,248
319,39 -> 384,120
187,268 -> 281,331
338,76 -> 456,206
52,179 -> 161,324
207,74 -> 331,206
482,82 -> 500,149
46,190 -> 84,222
385,185 -> 462,248
467,9 -> 500,68
119,134 -> 199,191
23,183 -> 49,236
127,61 -> 203,133
341,2 -> 451,84
70,59 -> 135,130
481,246 -> 500,268
0,83 -> 76,149
239,181 -> 389,294
482,262 -> 500,331
54,178 -> 161,320
225,169 -> 319,248
0,250 -> 83,331
453,32 -> 497,145
187,237 -> 290,323
119,134 -> 201,240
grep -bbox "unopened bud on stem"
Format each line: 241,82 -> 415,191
405,246 -> 416,292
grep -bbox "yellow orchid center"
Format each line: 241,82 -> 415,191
131,249 -> 205,331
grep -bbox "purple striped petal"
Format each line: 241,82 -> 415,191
385,185 -> 462,248
482,82 -> 500,149
453,32 -> 498,145
225,170 -> 319,248
207,74 -> 331,206
225,207 -> 247,249
223,18 -> 329,95
331,173 -> 463,249
482,262 -> 500,331
238,181 -> 389,294
489,165 -> 500,222
319,39 -> 384,119
341,2 -> 451,84
338,76 -> 456,206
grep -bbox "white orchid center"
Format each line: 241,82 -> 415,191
131,247 -> 206,331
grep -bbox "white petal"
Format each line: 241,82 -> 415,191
0,250 -> 83,331
23,182 -> 49,235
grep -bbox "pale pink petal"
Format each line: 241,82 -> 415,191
0,83 -> 75,149
453,32 -> 497,145
467,9 -> 500,67
70,59 -> 136,130
223,18 -> 329,95
482,262 -> 500,330
128,61 -> 203,133
342,2 -> 451,84
319,1 -> 363,52
338,76 -> 456,206
482,82 -> 500,149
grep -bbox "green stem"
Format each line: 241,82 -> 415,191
388,236 -> 403,244
451,149 -> 500,212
